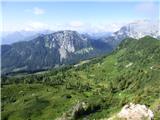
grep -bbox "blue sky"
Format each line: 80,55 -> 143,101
1,1 -> 159,32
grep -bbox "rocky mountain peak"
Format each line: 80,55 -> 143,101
117,20 -> 159,39
45,30 -> 89,61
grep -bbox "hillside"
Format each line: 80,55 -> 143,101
1,36 -> 160,120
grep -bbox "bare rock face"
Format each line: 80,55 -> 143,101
117,103 -> 154,120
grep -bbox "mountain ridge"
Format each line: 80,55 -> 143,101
1,20 -> 159,74
1,30 -> 112,74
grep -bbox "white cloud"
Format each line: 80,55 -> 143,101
47,21 -> 125,33
69,21 -> 84,27
33,7 -> 45,15
24,21 -> 48,31
3,20 -> 126,33
25,7 -> 45,15
90,23 -> 125,33
47,21 -> 87,32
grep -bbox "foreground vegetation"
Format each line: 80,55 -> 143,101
1,36 -> 160,120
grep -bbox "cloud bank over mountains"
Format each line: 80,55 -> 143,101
2,1 -> 159,33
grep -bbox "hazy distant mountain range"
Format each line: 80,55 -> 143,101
1,20 -> 159,74
2,20 -> 159,45
1,30 -> 54,45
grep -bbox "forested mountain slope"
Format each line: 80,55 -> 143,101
1,30 -> 112,75
2,36 -> 160,120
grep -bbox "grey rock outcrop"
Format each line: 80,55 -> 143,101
117,103 -> 154,120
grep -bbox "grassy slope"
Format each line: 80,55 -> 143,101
1,36 -> 160,120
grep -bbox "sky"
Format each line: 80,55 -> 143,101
1,0 -> 159,32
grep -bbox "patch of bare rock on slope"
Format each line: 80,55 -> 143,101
57,102 -> 154,120
103,103 -> 154,120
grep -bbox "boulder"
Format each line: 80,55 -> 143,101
117,103 -> 154,120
